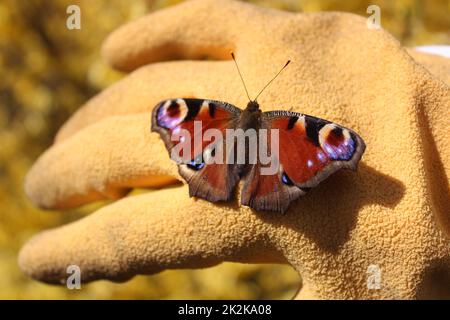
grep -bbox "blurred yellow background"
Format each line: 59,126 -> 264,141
0,0 -> 448,299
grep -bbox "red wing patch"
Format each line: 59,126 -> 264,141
240,111 -> 365,212
152,98 -> 242,202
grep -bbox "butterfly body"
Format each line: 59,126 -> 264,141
151,98 -> 366,213
235,102 -> 263,175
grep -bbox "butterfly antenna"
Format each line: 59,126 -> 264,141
231,52 -> 252,102
254,60 -> 291,102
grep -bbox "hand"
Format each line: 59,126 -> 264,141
19,0 -> 450,299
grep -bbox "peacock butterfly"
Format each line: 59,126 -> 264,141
151,54 -> 366,213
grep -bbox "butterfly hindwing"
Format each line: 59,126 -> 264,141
151,98 -> 242,202
241,110 -> 366,213
241,162 -> 306,213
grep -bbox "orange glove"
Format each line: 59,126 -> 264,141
20,0 -> 450,299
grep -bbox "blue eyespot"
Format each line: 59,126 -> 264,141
281,172 -> 294,186
187,159 -> 205,171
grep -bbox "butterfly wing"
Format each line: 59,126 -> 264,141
241,110 -> 366,213
152,98 -> 242,202
241,162 -> 307,213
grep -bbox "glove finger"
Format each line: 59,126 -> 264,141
25,114 -> 179,209
101,0 -> 281,71
18,186 -> 284,284
55,60 -> 237,142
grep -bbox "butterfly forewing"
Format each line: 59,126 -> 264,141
151,98 -> 242,202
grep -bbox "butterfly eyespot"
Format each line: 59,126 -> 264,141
156,100 -> 188,129
187,159 -> 205,171
321,127 -> 356,161
281,172 -> 294,186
